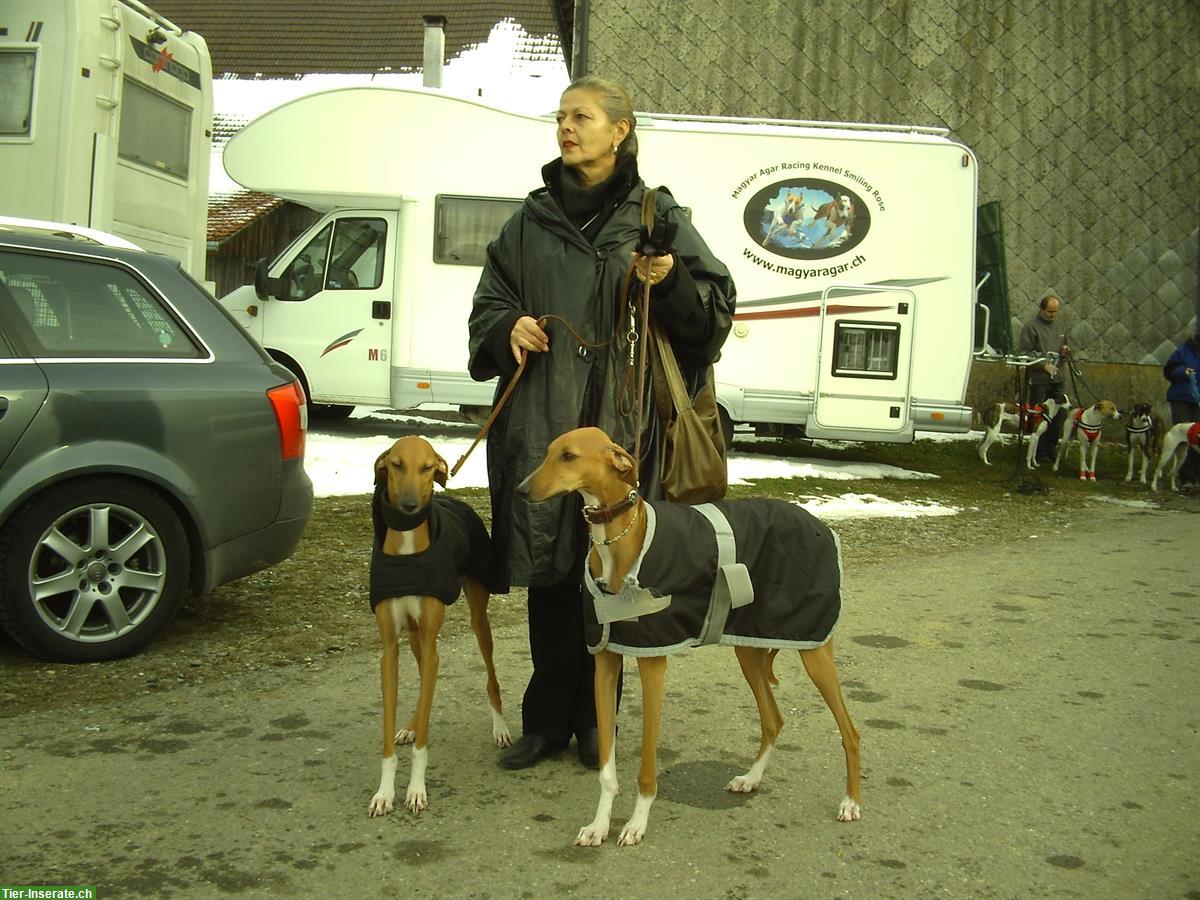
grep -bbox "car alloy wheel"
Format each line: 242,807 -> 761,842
0,479 -> 189,662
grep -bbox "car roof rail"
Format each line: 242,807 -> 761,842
0,216 -> 145,250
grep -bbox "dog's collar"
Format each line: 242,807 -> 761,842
1125,421 -> 1151,434
588,501 -> 641,547
378,494 -> 431,531
582,489 -> 640,525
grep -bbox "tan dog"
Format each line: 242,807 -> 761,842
1053,400 -> 1121,480
368,436 -> 509,816
518,427 -> 861,847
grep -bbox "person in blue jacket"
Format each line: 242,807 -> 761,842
1163,330 -> 1200,486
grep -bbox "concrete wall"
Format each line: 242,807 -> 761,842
585,0 -> 1199,376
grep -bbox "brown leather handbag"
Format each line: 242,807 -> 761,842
648,320 -> 728,503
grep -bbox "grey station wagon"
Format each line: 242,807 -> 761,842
0,219 -> 313,662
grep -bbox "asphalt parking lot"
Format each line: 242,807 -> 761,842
1,498 -> 1196,898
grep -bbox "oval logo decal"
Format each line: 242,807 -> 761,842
744,178 -> 871,260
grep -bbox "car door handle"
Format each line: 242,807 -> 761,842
0,397 -> 8,418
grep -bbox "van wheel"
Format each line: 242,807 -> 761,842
310,403 -> 355,420
269,354 -> 354,420
719,406 -> 735,451
0,479 -> 189,662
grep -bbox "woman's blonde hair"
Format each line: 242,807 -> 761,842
564,75 -> 638,160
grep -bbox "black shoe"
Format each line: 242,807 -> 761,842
499,733 -> 562,770
576,727 -> 600,769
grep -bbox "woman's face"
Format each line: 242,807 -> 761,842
556,88 -> 628,184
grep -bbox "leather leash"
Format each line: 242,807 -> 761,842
449,313 -> 608,478
452,188 -> 667,484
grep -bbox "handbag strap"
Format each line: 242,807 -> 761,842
649,321 -> 692,416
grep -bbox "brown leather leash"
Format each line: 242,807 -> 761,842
451,189 -> 663,484
449,313 -> 610,478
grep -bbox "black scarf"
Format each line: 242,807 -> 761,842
543,155 -> 638,242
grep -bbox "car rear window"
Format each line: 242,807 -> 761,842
0,250 -> 203,359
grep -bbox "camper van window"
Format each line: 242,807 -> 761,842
0,252 -> 203,359
0,50 -> 36,136
832,321 -> 900,379
282,224 -> 333,300
117,79 -> 191,179
327,218 -> 386,290
434,196 -> 522,266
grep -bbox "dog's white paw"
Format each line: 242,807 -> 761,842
369,789 -> 394,817
370,756 -> 398,816
837,796 -> 862,821
395,728 -> 416,745
405,783 -> 428,813
492,710 -> 512,748
726,774 -> 761,793
575,822 -> 608,847
405,746 -> 428,812
618,821 -> 646,846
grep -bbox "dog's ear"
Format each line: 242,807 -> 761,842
374,450 -> 389,486
434,452 -> 449,487
606,442 -> 635,475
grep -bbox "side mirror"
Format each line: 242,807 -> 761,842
253,258 -> 286,300
253,258 -> 270,300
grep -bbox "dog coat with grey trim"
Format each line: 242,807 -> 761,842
583,499 -> 842,656
368,487 -> 496,612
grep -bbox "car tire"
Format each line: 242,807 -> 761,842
310,402 -> 355,420
0,478 -> 190,662
719,405 -> 735,452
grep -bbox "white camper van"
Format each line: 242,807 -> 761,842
221,87 -> 977,441
0,1 -> 212,279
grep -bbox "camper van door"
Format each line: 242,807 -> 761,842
806,284 -> 918,440
263,211 -> 394,405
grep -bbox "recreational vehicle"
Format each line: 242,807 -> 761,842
0,1 -> 212,279
220,87 -> 978,441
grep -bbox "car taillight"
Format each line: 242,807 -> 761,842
267,381 -> 307,460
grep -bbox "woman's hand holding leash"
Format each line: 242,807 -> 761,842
510,315 -> 550,365
633,252 -> 674,286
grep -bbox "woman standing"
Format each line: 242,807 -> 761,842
468,76 -> 735,769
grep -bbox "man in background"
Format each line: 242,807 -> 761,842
1017,290 -> 1071,463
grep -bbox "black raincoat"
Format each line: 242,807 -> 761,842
467,159 -> 735,589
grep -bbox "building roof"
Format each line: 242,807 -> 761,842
207,191 -> 285,242
149,0 -> 564,77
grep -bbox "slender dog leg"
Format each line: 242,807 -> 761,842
1025,425 -> 1043,469
370,600 -> 403,816
405,596 -> 445,813
619,655 -> 667,846
729,646 -> 783,793
977,422 -> 999,465
396,628 -> 421,744
799,639 -> 862,821
462,576 -> 511,747
577,650 -> 623,847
